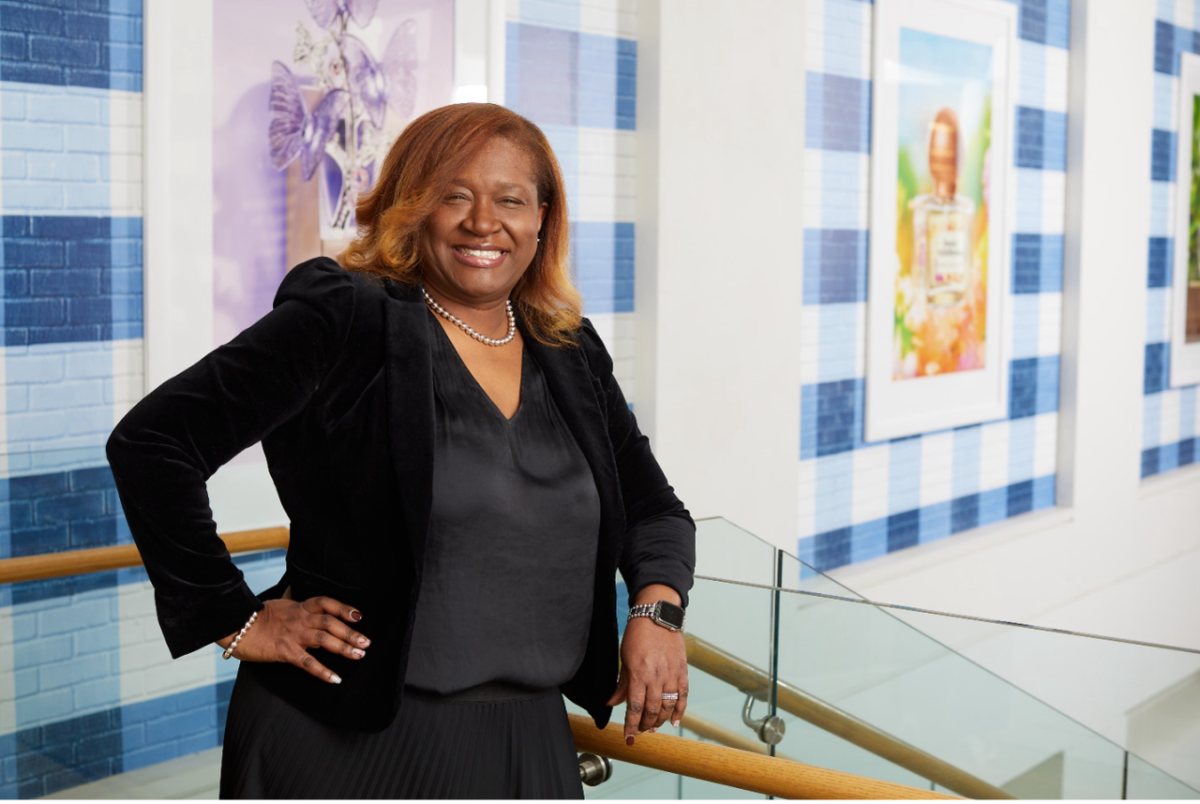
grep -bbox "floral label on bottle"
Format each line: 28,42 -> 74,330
931,229 -> 967,285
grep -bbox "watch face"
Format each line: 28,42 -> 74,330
655,602 -> 685,629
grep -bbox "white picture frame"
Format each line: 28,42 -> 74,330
1170,52 -> 1200,388
142,0 -> 505,530
865,0 -> 1017,442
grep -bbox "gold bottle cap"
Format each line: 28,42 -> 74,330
928,108 -> 959,198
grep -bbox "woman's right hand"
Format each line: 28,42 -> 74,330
217,596 -> 370,684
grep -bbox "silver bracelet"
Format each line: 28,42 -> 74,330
221,610 -> 259,660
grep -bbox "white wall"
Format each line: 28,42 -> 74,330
636,0 -> 806,549
634,0 -> 1200,655
831,0 -> 1200,654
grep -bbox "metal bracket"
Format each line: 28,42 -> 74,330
742,693 -> 786,746
577,753 -> 613,786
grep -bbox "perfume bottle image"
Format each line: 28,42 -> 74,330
909,108 -> 975,307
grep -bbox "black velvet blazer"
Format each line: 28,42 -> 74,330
106,257 -> 695,733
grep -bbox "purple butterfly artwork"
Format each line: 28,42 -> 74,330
304,0 -> 378,29
339,34 -> 388,131
381,18 -> 419,121
269,60 -> 349,182
269,3 -> 421,231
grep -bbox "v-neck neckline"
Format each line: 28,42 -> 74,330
430,311 -> 526,423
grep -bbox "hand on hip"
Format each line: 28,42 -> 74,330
222,595 -> 370,685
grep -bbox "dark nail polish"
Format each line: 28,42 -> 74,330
350,610 -> 363,621
625,735 -> 634,746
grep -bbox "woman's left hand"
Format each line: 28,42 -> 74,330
605,587 -> 689,745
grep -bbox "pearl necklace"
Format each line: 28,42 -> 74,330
423,290 -> 516,347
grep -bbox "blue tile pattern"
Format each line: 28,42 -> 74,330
2,216 -> 143,345
504,10 -> 636,324
803,229 -> 869,304
1144,5 -> 1200,480
1148,237 -> 1172,287
506,23 -> 636,131
1011,233 -> 1064,293
799,0 -> 1066,572
806,72 -> 871,153
571,221 -> 634,314
1015,107 -> 1068,171
0,0 -> 143,92
0,0 -> 147,797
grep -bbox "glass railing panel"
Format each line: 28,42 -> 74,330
693,517 -> 778,587
681,521 -> 777,797
1126,753 -> 1200,799
567,567 -> 776,799
774,552 -> 1129,799
878,604 -> 1200,797
676,574 -> 775,799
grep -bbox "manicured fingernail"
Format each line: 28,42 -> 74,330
625,735 -> 634,746
330,674 -> 342,684
350,610 -> 362,621
358,637 -> 369,647
650,727 -> 657,733
672,718 -> 680,728
352,648 -> 365,658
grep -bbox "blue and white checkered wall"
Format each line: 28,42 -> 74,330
0,0 -> 153,797
505,0 -> 638,400
0,0 -> 638,796
1143,0 -> 1200,479
797,0 -> 1069,572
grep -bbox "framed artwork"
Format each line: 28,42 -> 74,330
865,0 -> 1017,442
211,0 -> 457,348
144,0 -> 504,528
1171,52 -> 1200,388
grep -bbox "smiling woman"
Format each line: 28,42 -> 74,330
342,102 -> 582,347
107,103 -> 696,800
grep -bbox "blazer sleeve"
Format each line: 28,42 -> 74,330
106,258 -> 357,659
579,320 -> 697,608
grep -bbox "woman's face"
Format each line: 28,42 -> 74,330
422,137 -> 547,306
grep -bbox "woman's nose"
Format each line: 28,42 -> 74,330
463,201 -> 502,234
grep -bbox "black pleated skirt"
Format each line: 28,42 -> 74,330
219,664 -> 585,799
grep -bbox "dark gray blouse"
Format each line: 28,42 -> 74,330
403,313 -> 602,694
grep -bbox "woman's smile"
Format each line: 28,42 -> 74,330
452,244 -> 509,268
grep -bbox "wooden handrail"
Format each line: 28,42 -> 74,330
684,634 -> 1014,800
0,533 -> 1002,799
0,527 -> 290,584
569,714 -> 956,799
680,710 -> 780,756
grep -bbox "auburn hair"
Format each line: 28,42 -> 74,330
339,103 -> 581,347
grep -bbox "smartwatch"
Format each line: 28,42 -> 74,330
628,600 -> 686,632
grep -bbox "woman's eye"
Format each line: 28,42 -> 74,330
501,198 -> 524,206
445,193 -> 467,202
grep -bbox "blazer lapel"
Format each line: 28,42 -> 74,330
384,280 -> 435,569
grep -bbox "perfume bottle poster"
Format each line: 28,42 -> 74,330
1169,53 -> 1200,386
211,0 -> 454,348
866,0 -> 1014,441
1186,94 -> 1200,345
893,29 -> 992,382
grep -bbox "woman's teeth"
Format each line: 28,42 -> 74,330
457,247 -> 503,259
